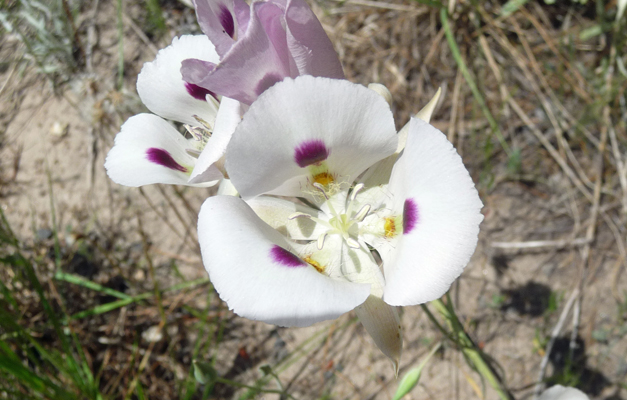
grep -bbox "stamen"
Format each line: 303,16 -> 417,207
317,233 -> 327,250
290,211 -> 334,231
354,204 -> 371,222
193,115 -> 213,130
346,237 -> 360,249
185,148 -> 201,157
185,124 -> 210,142
350,183 -> 365,202
312,183 -> 329,200
288,212 -> 311,220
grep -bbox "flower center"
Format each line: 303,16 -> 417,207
316,183 -> 372,250
184,116 -> 213,157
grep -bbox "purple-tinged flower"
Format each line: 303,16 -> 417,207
197,76 -> 483,371
181,0 -> 345,105
105,35 -> 241,187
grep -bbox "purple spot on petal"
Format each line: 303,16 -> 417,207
219,5 -> 235,38
294,140 -> 330,168
146,148 -> 188,173
184,82 -> 218,101
403,198 -> 419,234
270,245 -> 305,267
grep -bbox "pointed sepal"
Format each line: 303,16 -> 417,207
354,295 -> 402,375
414,87 -> 441,124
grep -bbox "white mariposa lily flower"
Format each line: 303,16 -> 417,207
105,35 -> 241,188
539,385 -> 589,400
197,76 -> 483,371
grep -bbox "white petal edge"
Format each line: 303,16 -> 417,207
137,35 -> 220,126
225,75 -> 398,199
198,195 -> 371,327
105,114 -> 214,187
382,118 -> 484,306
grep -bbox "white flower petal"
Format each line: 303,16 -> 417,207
198,195 -> 371,327
382,118 -> 483,306
225,76 -> 398,199
355,295 -> 402,375
137,35 -> 220,126
247,196 -> 327,240
105,114 -> 213,187
189,97 -> 241,184
539,386 -> 589,400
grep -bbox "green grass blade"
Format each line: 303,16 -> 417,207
410,0 -> 444,8
440,7 -> 512,157
55,271 -> 132,300
0,303 -> 71,379
0,347 -> 77,399
0,279 -> 19,310
70,278 -> 211,320
500,0 -> 529,16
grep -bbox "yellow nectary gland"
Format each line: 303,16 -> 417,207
308,162 -> 335,188
303,256 -> 325,273
384,216 -> 402,238
313,172 -> 334,186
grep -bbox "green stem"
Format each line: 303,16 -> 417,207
428,298 -> 513,400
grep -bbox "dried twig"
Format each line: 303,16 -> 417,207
491,238 -> 592,250
532,288 -> 580,400
507,96 -> 593,203
448,68 -> 462,144
122,14 -> 159,57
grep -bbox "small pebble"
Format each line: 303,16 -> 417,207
49,121 -> 69,139
36,228 -> 53,240
142,325 -> 163,343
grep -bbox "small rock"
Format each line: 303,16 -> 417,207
133,269 -> 145,281
142,325 -> 163,343
49,121 -> 69,139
